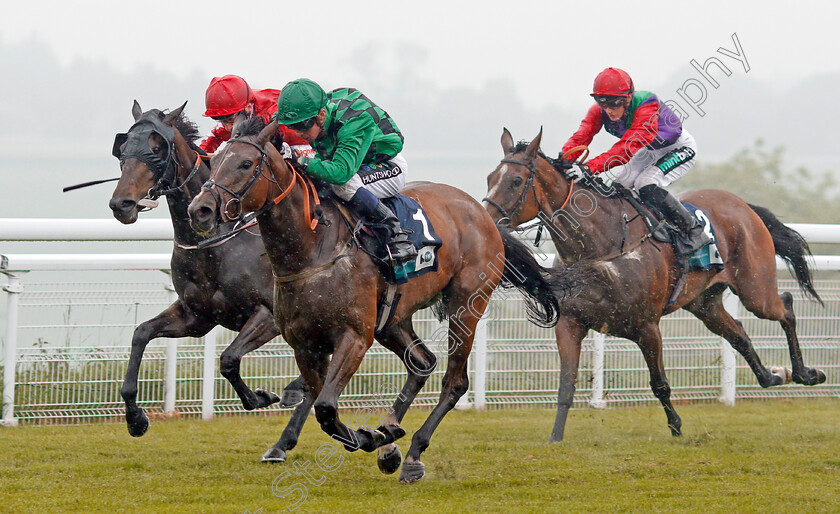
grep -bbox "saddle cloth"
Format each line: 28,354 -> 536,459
366,194 -> 443,284
677,202 -> 724,272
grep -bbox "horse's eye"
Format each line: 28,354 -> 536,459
511,176 -> 523,188
151,146 -> 161,153
241,160 -> 253,169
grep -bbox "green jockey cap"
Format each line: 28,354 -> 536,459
273,78 -> 327,125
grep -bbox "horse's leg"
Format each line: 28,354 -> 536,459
684,286 -> 785,388
121,300 -> 214,437
261,390 -> 316,463
260,345 -> 329,462
373,319 -> 438,474
400,297 -> 486,484
777,292 -> 826,385
636,322 -> 682,436
311,330 -> 387,453
550,316 -> 587,442
219,304 -> 288,410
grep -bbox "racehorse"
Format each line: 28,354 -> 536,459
483,128 -> 826,441
110,101 -> 311,462
187,118 -> 586,483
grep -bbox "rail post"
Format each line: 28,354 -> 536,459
720,291 -> 739,406
589,332 -> 607,408
201,326 -> 219,420
163,279 -> 178,414
2,272 -> 25,427
473,313 -> 489,410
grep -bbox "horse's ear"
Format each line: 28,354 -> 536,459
257,121 -> 279,146
162,101 -> 188,126
132,100 -> 143,121
501,128 -> 514,154
525,127 -> 543,159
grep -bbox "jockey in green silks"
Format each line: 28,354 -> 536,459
274,78 -> 417,263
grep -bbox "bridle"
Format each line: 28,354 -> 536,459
201,138 -> 270,221
114,117 -> 204,207
196,137 -> 321,249
484,145 -> 590,227
482,158 -> 540,224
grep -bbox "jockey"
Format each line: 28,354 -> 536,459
199,74 -> 313,157
563,67 -> 710,254
274,78 -> 417,263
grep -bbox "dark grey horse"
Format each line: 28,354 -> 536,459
110,101 -> 308,461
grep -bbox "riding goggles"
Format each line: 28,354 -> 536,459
594,95 -> 629,109
287,116 -> 317,132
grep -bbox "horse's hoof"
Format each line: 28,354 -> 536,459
793,367 -> 826,386
357,427 -> 387,452
126,409 -> 149,438
377,444 -> 402,475
399,460 -> 425,484
254,389 -> 282,409
261,447 -> 287,463
280,388 -> 305,408
770,366 -> 793,385
669,424 -> 683,437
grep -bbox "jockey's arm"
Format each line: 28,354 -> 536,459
301,117 -> 375,185
587,102 -> 659,174
562,104 -> 603,161
199,123 -> 230,153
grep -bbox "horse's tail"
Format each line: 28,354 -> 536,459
748,203 -> 823,306
496,225 -> 586,327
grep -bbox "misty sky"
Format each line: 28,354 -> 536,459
1,0 -> 839,220
3,0 -> 839,111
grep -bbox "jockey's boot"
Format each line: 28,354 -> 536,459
367,202 -> 418,263
639,184 -> 710,255
347,187 -> 418,263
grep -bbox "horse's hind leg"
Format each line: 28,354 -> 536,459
550,316 -> 587,442
400,294 -> 488,484
635,323 -> 682,436
121,300 -> 214,437
374,319 -> 438,474
684,286 -> 784,387
777,292 -> 826,385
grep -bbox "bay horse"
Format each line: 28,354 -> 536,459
110,101 -> 311,462
187,118 -> 585,483
484,128 -> 826,441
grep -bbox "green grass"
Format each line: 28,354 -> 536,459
1,399 -> 839,513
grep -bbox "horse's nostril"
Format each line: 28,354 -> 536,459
109,197 -> 136,213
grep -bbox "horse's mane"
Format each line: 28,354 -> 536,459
510,140 -> 571,173
510,140 -> 618,196
233,116 -> 267,138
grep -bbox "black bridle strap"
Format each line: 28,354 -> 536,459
482,158 -> 538,223
155,150 -> 203,197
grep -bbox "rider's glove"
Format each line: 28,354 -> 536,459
566,163 -> 592,183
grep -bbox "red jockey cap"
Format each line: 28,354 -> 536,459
203,75 -> 256,117
591,67 -> 634,97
